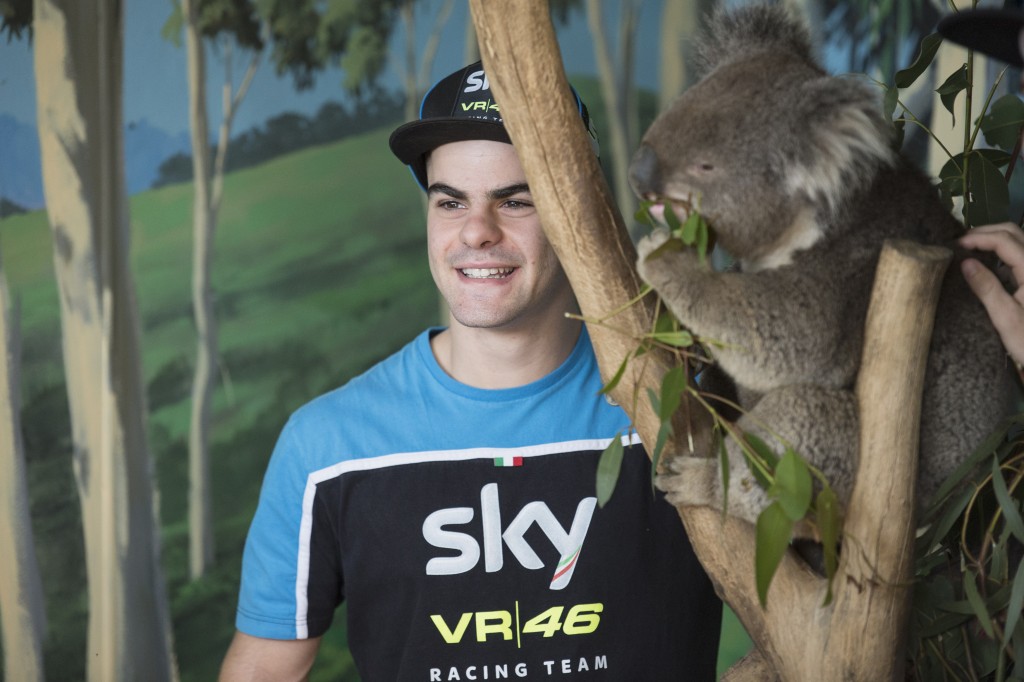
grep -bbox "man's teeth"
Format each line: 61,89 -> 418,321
462,267 -> 514,279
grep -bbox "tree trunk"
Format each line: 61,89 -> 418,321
182,0 -> 217,580
33,1 -> 177,678
468,1 -> 948,677
658,0 -> 714,112
0,266 -> 46,682
585,0 -> 636,221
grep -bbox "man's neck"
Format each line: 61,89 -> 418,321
430,316 -> 583,389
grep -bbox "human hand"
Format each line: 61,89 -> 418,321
959,222 -> 1024,366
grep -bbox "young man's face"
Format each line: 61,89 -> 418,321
424,139 -> 575,332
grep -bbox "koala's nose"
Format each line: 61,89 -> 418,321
628,144 -> 662,199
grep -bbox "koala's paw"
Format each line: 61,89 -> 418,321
635,228 -> 700,295
655,455 -> 723,511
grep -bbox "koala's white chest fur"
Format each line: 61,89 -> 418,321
741,207 -> 824,272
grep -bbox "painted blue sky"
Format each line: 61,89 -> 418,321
0,1 -> 666,136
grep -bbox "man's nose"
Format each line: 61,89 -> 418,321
460,209 -> 503,249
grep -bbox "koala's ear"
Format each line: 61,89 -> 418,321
784,76 -> 896,216
695,3 -> 816,76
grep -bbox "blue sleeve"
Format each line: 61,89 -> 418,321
236,418 -> 332,639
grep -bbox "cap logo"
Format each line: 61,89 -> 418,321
463,70 -> 490,93
461,100 -> 500,114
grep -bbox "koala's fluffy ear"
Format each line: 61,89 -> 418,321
784,76 -> 897,216
695,3 -> 816,76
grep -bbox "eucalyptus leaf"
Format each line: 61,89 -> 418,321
816,486 -> 841,605
1003,558 -> 1024,649
965,151 -> 1010,226
894,32 -> 942,89
599,352 -> 631,396
644,236 -> 685,262
658,364 -> 688,421
927,417 -> 1014,515
980,93 -> 1024,152
755,502 -> 794,608
651,330 -> 694,348
634,203 -> 654,226
935,64 -> 969,123
963,569 -> 996,639
883,85 -> 899,120
596,434 -> 624,508
664,203 -> 682,231
991,457 -> 1024,543
680,211 -> 701,244
769,449 -> 813,522
718,435 -> 730,517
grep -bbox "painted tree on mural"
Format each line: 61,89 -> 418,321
1,0 -> 178,679
0,266 -> 45,682
166,0 -> 409,579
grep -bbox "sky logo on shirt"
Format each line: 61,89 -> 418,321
422,483 -> 596,590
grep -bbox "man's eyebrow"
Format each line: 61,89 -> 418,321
488,183 -> 531,200
426,182 -> 531,201
427,183 -> 467,200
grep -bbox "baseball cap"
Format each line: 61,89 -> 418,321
937,8 -> 1024,67
389,60 -> 599,190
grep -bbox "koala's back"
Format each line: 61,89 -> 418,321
807,159 -> 1015,502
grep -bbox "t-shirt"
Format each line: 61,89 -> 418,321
237,327 -> 721,680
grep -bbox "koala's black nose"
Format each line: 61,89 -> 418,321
628,144 -> 662,199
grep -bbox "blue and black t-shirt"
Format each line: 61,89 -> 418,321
237,327 -> 721,680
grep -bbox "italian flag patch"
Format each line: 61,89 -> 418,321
494,456 -> 523,467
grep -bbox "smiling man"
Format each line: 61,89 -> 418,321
219,61 -> 721,681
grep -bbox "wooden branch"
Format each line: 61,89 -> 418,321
468,2 -> 950,677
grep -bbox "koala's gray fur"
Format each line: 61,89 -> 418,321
630,3 -> 1016,528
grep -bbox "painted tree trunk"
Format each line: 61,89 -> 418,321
0,268 -> 46,682
32,1 -> 177,678
585,0 -> 637,222
468,1 -> 941,677
183,0 -> 217,580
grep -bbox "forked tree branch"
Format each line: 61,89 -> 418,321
468,1 -> 948,678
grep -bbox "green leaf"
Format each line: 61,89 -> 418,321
643,236 -> 685,262
894,33 -> 943,89
743,433 -> 779,490
634,203 -> 654,226
980,93 -> 1024,152
596,434 -> 624,508
991,458 -> 1024,543
816,486 -> 842,605
650,330 -> 694,348
883,85 -> 899,120
768,449 -> 813,522
755,502 -> 794,608
664,203 -> 682,231
161,2 -> 184,47
927,418 -> 1014,513
935,64 -> 969,124
680,211 -> 701,244
658,364 -> 688,421
718,435 -> 730,517
696,219 -> 710,263
654,311 -> 678,335
963,569 -> 996,639
965,151 -> 1010,227
599,352 -> 632,396
1003,556 -> 1024,649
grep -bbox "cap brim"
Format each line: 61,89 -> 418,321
937,9 -> 1024,67
389,118 -> 512,190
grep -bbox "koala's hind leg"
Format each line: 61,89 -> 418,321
658,384 -> 858,530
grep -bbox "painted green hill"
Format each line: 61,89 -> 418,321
2,105 -> 748,680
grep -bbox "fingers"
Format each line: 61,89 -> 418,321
959,222 -> 1024,293
961,257 -> 1024,365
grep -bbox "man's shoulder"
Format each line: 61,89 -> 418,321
287,329 -> 432,426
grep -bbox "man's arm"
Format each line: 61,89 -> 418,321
218,631 -> 322,682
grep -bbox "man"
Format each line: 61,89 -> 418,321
219,61 -> 721,681
939,8 -> 1024,365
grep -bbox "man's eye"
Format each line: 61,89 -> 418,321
438,200 -> 463,210
503,199 -> 533,210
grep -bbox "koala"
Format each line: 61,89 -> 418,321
630,3 -> 1016,529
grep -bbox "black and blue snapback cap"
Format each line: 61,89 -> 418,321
937,8 -> 1024,68
389,60 -> 599,190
